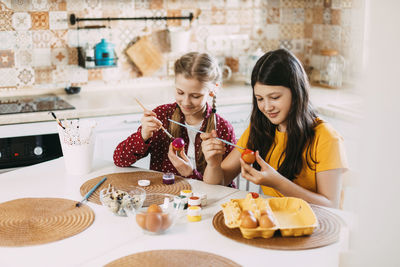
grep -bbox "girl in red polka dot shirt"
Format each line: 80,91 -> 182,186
113,52 -> 236,185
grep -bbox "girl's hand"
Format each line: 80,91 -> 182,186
140,110 -> 163,141
168,143 -> 193,177
239,151 -> 281,187
200,130 -> 225,167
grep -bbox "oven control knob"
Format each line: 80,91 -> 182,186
34,146 -> 43,156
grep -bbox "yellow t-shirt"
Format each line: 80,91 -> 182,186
236,119 -> 348,197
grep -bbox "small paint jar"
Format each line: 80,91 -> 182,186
180,190 -> 193,198
188,196 -> 201,207
187,206 -> 202,222
163,172 -> 175,185
193,192 -> 207,207
174,195 -> 188,209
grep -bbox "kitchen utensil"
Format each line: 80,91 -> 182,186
95,38 -> 116,66
168,119 -> 245,150
49,111 -> 65,130
135,98 -> 173,139
76,177 -> 107,207
125,36 -> 163,76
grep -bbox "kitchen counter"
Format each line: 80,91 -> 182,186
0,80 -> 362,126
0,157 -> 354,267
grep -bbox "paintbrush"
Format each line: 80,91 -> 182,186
49,111 -> 65,130
168,119 -> 245,150
134,98 -> 174,139
76,177 -> 107,207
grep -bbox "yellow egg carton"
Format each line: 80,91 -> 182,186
221,194 -> 318,239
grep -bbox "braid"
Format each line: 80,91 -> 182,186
169,107 -> 181,138
211,95 -> 217,113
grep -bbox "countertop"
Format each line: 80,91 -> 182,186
0,157 -> 354,267
0,80 -> 362,126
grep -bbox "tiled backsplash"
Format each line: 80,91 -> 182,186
0,0 -> 360,94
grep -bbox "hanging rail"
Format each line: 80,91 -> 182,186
69,13 -> 194,26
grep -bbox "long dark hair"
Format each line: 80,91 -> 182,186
247,49 -> 320,180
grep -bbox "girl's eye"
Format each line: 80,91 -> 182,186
192,95 -> 201,99
256,98 -> 263,102
177,91 -> 184,95
271,96 -> 280,100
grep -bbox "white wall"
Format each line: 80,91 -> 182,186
349,1 -> 400,266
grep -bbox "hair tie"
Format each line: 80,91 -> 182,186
212,108 -> 217,113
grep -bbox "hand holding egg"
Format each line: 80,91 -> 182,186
172,138 -> 185,152
241,149 -> 256,164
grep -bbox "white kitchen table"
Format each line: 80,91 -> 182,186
0,157 -> 353,267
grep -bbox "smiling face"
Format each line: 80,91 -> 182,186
175,74 -> 210,119
254,82 -> 292,131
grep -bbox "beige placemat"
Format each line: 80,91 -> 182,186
105,249 -> 241,267
80,171 -> 191,205
212,205 -> 344,250
0,198 -> 94,247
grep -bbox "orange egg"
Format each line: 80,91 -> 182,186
241,149 -> 256,164
136,213 -> 147,230
240,214 -> 258,228
161,213 -> 172,231
147,204 -> 162,213
239,210 -> 254,221
145,212 -> 162,232
259,214 -> 275,228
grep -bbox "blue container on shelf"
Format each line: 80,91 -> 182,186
95,38 -> 116,66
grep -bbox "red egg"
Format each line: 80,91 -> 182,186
241,149 -> 256,164
172,138 -> 185,152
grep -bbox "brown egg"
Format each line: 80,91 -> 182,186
239,210 -> 254,221
240,214 -> 258,228
260,210 -> 268,216
161,213 -> 172,231
145,212 -> 162,232
136,213 -> 147,230
259,214 -> 275,228
147,204 -> 162,213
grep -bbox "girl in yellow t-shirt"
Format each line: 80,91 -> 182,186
200,49 -> 348,208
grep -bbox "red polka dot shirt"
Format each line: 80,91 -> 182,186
113,102 -> 236,184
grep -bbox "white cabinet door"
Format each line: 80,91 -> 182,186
82,114 -> 151,169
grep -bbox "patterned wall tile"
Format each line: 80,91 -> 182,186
341,8 -> 351,26
85,0 -> 101,10
342,0 -> 352,9
304,23 -> 313,38
211,7 -> 226,25
0,68 -> 17,87
88,68 -> 102,81
331,9 -> 340,25
49,11 -> 68,29
314,0 -> 324,7
135,0 -> 149,9
267,0 -> 280,7
34,67 -> 54,84
304,0 -> 314,8
0,1 -> 12,11
49,0 -> 67,11
50,29 -> 67,48
32,30 -> 53,48
312,24 -> 323,40
15,49 -> 33,66
52,65 -> 68,83
166,9 -> 182,26
32,0 -> 49,10
280,39 -> 293,50
16,67 -> 35,87
12,12 -> 31,30
226,0 -> 240,8
323,8 -> 331,24
324,0 -> 332,8
305,8 -> 313,24
225,9 -> 239,25
265,24 -> 279,40
292,23 -> 304,39
31,11 -> 49,30
68,65 -> 88,83
51,47 -> 68,65
67,46 -> 78,65
293,8 -> 305,23
331,0 -> 341,9
32,48 -> 51,67
291,39 -> 304,54
0,50 -> 14,68
11,0 -> 32,11
238,9 -> 252,25
0,31 -> 16,49
239,0 -> 253,8
0,10 -> 13,31
149,0 -> 164,9
15,31 -> 33,49
280,8 -> 293,24
267,8 -> 280,23
312,8 -> 323,24
66,0 -> 85,11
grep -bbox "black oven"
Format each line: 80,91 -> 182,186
0,134 -> 63,170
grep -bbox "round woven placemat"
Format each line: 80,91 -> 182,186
212,205 -> 344,250
80,171 -> 191,205
0,198 -> 94,247
105,249 -> 241,267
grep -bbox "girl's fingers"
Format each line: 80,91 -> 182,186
179,150 -> 190,162
200,132 -> 213,141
